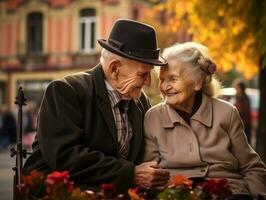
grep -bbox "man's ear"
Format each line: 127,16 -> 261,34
109,59 -> 120,80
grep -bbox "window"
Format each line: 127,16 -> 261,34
0,81 -> 6,106
17,80 -> 51,105
26,12 -> 43,54
79,8 -> 96,53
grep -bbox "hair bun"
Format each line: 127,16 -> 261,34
198,58 -> 216,75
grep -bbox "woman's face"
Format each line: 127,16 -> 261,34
159,60 -> 199,112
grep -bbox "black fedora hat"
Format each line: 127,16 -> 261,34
98,19 -> 167,66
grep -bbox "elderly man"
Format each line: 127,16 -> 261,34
23,19 -> 169,193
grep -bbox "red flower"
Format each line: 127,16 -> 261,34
45,170 -> 70,185
100,183 -> 116,196
45,170 -> 74,194
198,178 -> 232,198
100,183 -> 114,191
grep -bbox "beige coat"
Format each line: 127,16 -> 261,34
144,94 -> 266,198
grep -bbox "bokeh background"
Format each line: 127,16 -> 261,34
0,0 -> 266,198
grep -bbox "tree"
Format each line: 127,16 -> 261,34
144,0 -> 266,161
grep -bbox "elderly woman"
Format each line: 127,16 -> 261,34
143,42 -> 266,199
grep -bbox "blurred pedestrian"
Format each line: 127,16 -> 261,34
0,106 -> 3,147
0,108 -> 17,149
234,80 -> 252,143
23,102 -> 37,150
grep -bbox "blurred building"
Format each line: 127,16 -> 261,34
0,0 -> 151,110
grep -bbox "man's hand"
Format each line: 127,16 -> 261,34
133,161 -> 170,189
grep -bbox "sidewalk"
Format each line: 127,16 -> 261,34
0,148 -> 15,200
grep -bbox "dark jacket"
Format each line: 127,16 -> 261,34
1,111 -> 17,143
23,64 -> 150,193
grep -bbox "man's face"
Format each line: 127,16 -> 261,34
116,59 -> 153,100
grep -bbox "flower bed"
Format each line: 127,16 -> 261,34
18,170 -> 232,200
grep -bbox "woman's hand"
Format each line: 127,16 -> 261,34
133,161 -> 170,189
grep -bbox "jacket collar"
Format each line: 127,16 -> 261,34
90,64 -> 144,160
91,64 -> 118,146
191,94 -> 213,127
162,94 -> 213,128
91,64 -> 110,101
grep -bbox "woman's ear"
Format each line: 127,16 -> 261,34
108,59 -> 120,80
194,78 -> 203,91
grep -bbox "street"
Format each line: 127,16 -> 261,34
0,148 -> 15,200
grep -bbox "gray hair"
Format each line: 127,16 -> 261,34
162,42 -> 221,97
100,48 -> 129,67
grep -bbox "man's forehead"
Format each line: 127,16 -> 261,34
140,64 -> 154,71
126,58 -> 152,67
130,62 -> 153,72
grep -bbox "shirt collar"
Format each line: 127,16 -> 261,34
105,80 -> 122,108
105,80 -> 115,91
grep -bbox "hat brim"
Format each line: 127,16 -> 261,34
98,39 -> 167,66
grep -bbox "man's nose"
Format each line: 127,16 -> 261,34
144,74 -> 151,86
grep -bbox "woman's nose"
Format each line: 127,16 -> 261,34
160,82 -> 171,92
165,82 -> 172,90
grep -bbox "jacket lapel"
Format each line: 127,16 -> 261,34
161,94 -> 213,128
91,64 -> 118,148
191,94 -> 212,127
90,64 -> 144,160
162,103 -> 184,128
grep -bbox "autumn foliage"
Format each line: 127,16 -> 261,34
142,0 -> 266,79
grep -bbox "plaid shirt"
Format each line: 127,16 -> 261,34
105,81 -> 132,159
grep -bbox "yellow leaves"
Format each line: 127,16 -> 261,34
167,18 -> 181,33
164,0 -> 177,13
154,3 -> 165,12
234,35 -> 258,79
186,1 -> 195,13
207,34 -> 258,79
143,0 -> 259,79
218,9 -> 225,17
183,3 -> 258,79
234,51 -> 258,79
227,0 -> 233,5
232,19 -> 246,35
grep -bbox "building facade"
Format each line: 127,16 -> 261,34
0,0 -> 150,110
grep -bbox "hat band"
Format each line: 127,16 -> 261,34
107,39 -> 159,59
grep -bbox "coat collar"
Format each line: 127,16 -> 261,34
90,64 -> 143,160
91,64 -> 118,146
162,94 -> 213,128
191,94 -> 213,127
91,64 -> 109,101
